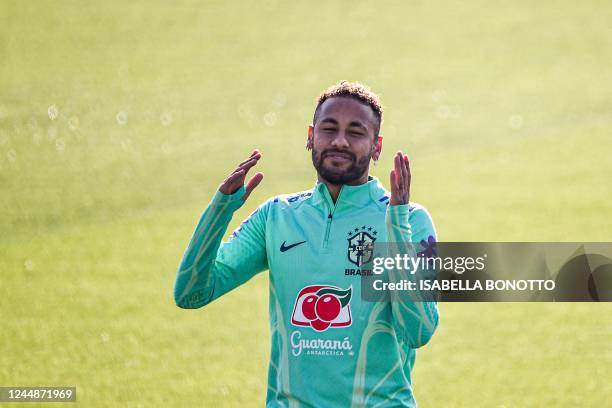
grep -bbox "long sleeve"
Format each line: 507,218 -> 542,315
173,186 -> 269,309
385,204 -> 439,348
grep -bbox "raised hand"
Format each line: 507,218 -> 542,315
389,151 -> 411,206
219,149 -> 264,201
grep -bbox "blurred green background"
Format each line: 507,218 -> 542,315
1,1 -> 611,406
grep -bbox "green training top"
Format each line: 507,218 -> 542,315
174,176 -> 439,407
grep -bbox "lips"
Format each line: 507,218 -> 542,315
324,151 -> 354,163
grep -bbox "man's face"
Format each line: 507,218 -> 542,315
309,97 -> 382,185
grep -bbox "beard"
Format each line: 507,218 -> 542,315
312,148 -> 371,185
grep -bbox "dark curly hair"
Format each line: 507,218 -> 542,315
313,81 -> 384,137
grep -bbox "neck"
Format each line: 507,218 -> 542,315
318,173 -> 370,203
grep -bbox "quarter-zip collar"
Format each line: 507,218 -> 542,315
311,176 -> 388,215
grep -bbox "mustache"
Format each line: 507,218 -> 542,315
321,150 -> 355,161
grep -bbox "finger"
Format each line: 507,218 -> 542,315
225,151 -> 262,192
403,154 -> 411,185
403,154 -> 411,201
230,168 -> 247,185
235,154 -> 261,171
228,152 -> 263,192
389,169 -> 398,196
231,156 -> 260,175
390,169 -> 401,205
240,155 -> 262,175
400,153 -> 408,191
220,169 -> 246,194
393,155 -> 399,189
395,153 -> 403,188
244,149 -> 261,162
237,150 -> 261,167
403,154 -> 410,174
243,172 -> 264,201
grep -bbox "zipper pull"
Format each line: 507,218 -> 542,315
328,212 -> 333,219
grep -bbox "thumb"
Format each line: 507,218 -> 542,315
242,172 -> 264,201
389,169 -> 398,193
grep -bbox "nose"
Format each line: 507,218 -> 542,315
330,130 -> 350,149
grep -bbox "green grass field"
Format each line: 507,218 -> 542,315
1,1 -> 611,406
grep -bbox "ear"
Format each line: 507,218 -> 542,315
372,135 -> 383,161
306,125 -> 314,150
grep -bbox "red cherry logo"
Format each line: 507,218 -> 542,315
315,294 -> 342,322
301,294 -> 318,321
293,286 -> 352,331
310,319 -> 331,331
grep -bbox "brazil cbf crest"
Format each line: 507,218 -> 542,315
347,226 -> 377,266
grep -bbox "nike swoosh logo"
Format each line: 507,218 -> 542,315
280,240 -> 307,252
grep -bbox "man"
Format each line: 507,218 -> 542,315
173,81 -> 438,407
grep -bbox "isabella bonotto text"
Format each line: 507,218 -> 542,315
372,279 -> 555,292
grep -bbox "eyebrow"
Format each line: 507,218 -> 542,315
319,117 -> 369,132
348,121 -> 368,132
319,118 -> 338,126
